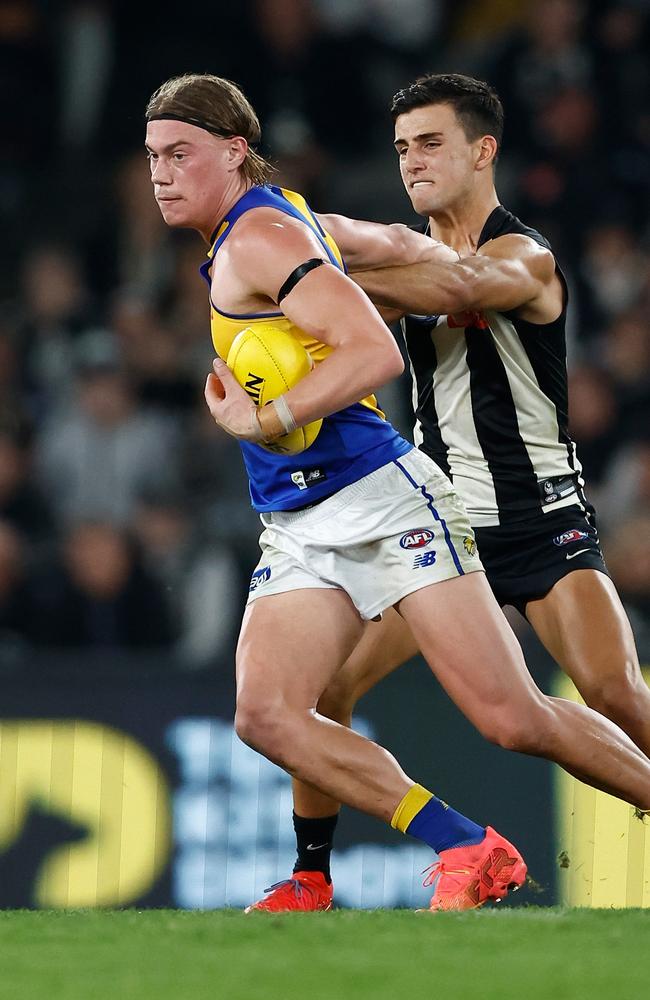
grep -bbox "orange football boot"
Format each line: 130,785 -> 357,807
423,826 -> 527,911
244,871 -> 333,913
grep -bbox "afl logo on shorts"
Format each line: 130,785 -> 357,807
553,529 -> 589,547
400,529 -> 435,549
250,566 -> 272,592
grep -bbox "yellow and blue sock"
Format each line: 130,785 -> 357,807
391,784 -> 485,853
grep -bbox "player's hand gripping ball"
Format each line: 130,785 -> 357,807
226,324 -> 323,454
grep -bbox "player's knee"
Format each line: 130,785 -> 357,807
581,660 -> 646,719
235,698 -> 286,759
479,700 -> 552,755
479,717 -> 532,752
233,700 -> 262,750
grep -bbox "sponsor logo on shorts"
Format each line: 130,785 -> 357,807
249,566 -> 271,592
463,536 -> 477,557
400,528 -> 435,549
413,550 -> 437,569
565,548 -> 591,561
291,468 -> 327,491
553,529 -> 589,547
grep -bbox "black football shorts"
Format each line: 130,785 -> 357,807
474,504 -> 609,615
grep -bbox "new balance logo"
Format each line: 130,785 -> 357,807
413,551 -> 437,569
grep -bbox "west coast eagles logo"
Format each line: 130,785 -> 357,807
463,536 -> 477,557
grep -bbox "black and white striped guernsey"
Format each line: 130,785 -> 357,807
402,205 -> 588,527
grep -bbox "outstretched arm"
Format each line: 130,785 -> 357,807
352,234 -> 564,324
316,212 -> 458,272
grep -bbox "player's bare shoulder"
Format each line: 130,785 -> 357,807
229,207 -> 324,258
225,207 -> 328,290
478,234 -> 563,324
479,234 -> 555,277
209,207 -> 311,313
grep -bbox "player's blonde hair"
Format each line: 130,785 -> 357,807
146,74 -> 274,186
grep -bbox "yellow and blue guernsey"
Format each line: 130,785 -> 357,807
200,184 -> 412,511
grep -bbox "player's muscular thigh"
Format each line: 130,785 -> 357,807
317,608 -> 419,718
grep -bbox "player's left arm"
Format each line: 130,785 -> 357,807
353,234 -> 564,324
205,211 -> 405,442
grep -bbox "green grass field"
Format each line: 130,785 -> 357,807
0,908 -> 648,1000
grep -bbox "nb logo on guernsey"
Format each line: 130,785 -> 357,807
249,566 -> 271,592
291,468 -> 327,491
400,529 -> 435,550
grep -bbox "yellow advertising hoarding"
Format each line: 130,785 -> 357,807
0,720 -> 171,907
555,671 -> 650,908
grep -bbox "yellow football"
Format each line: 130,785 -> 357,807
226,324 -> 323,455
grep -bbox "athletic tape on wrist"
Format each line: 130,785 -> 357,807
256,404 -> 282,442
272,395 -> 297,434
251,408 -> 265,442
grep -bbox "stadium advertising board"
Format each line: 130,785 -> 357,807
2,653 -> 646,910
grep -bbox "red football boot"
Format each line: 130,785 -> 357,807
423,826 -> 527,911
244,871 -> 333,913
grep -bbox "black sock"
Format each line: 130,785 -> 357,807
292,811 -> 338,883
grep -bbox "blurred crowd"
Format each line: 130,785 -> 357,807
0,0 -> 648,669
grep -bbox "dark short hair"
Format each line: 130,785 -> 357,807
146,74 -> 273,185
391,73 -> 504,150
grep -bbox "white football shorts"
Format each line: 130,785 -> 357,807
246,448 -> 483,621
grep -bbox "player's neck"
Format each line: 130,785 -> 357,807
427,189 -> 500,255
199,176 -> 254,244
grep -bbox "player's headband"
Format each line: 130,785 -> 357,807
146,112 -> 235,140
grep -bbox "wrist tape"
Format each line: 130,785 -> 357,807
255,395 -> 297,442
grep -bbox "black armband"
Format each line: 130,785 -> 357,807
276,258 -> 326,304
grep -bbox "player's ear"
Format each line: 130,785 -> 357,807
227,136 -> 249,170
475,135 -> 497,172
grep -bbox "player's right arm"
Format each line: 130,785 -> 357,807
352,234 -> 563,325
316,212 -> 458,273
